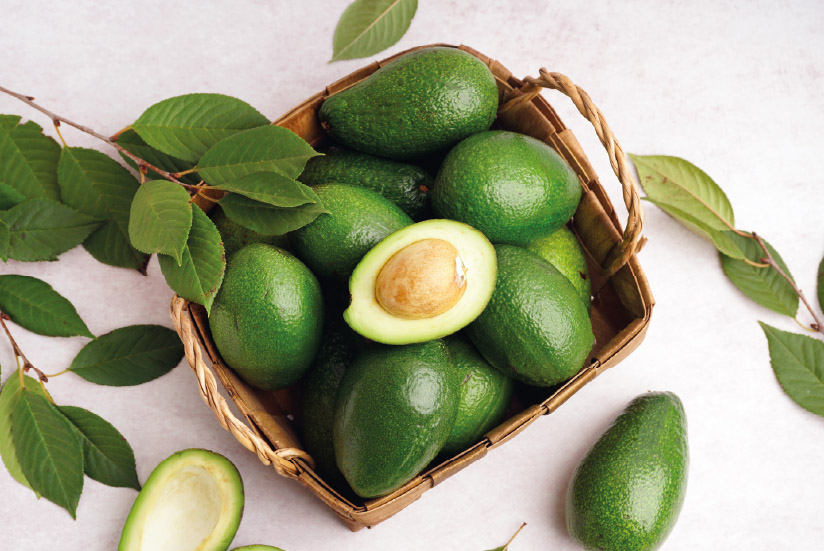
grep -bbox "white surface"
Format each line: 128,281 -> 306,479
1,1 -> 823,550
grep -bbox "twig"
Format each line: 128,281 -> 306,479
751,232 -> 823,334
0,313 -> 49,383
0,84 -> 199,191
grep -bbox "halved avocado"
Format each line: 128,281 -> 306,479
118,449 -> 244,551
344,219 -> 496,344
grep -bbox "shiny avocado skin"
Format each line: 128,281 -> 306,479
318,47 -> 499,160
466,245 -> 594,387
525,226 -> 591,313
566,392 -> 689,551
298,148 -> 431,219
332,340 -> 459,498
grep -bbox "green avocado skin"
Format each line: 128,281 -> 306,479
333,340 -> 459,498
432,131 -> 582,246
209,244 -> 323,390
440,334 -> 513,457
290,183 -> 412,280
466,245 -> 594,387
319,47 -> 498,160
566,392 -> 689,551
209,206 -> 287,258
525,226 -> 591,313
298,148 -> 431,219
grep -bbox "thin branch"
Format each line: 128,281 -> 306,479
751,232 -> 823,334
0,313 -> 49,383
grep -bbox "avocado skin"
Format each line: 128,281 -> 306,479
290,183 -> 412,280
319,47 -> 498,160
440,334 -> 513,457
333,340 -> 459,498
525,226 -> 591,313
432,131 -> 581,246
566,392 -> 689,551
209,244 -> 323,390
209,206 -> 287,258
466,245 -> 594,387
298,148 -> 431,219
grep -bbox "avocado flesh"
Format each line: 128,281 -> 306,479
566,392 -> 689,551
118,449 -> 243,551
344,219 -> 497,345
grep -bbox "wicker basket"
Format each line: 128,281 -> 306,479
170,43 -> 654,531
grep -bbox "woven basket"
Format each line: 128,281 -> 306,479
170,43 -> 654,531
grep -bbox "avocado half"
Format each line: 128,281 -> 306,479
118,449 -> 244,551
344,219 -> 496,344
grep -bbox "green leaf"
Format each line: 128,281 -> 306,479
57,147 -> 149,270
13,388 -> 84,518
128,180 -> 192,264
331,0 -> 418,62
631,154 -> 736,232
0,114 -> 22,131
720,233 -> 799,317
132,94 -> 269,162
158,205 -> 225,313
0,181 -> 26,210
0,199 -> 103,262
196,125 -> 320,184
0,121 -> 61,200
115,129 -> 200,186
0,220 -> 8,262
817,255 -> 824,314
69,325 -> 184,386
219,193 -> 328,236
760,322 -> 824,417
0,373 -> 49,493
483,523 -> 526,551
0,275 -> 94,338
58,406 -> 140,490
213,171 -> 321,207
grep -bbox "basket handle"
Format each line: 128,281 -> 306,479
500,69 -> 646,276
169,296 -> 314,476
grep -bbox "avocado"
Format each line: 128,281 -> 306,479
298,148 -> 431,219
432,131 -> 582,246
440,334 -> 513,457
230,547 -> 284,551
209,206 -> 287,258
466,245 -> 594,387
118,449 -> 244,551
319,47 -> 499,160
525,226 -> 591,312
333,340 -> 459,498
566,392 -> 689,551
344,219 -> 497,345
290,183 -> 412,281
209,244 -> 323,390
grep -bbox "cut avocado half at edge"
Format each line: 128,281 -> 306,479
118,448 -> 244,551
344,219 -> 496,344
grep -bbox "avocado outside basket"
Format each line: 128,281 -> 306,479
169,44 -> 654,532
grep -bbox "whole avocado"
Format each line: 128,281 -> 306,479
319,47 -> 499,160
333,340 -> 459,498
525,226 -> 591,312
566,392 -> 689,551
298,148 -> 431,219
209,244 -> 323,390
466,245 -> 593,387
209,206 -> 287,258
432,130 -> 582,246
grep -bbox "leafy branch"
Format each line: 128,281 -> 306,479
0,313 -> 48,383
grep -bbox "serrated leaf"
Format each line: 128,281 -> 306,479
760,322 -> 824,417
68,325 -> 184,386
631,154 -> 736,233
331,0 -> 418,62
0,181 -> 26,210
158,205 -> 225,312
115,129 -> 200,186
57,147 -> 148,270
721,233 -> 798,317
0,121 -> 61,200
213,171 -> 321,207
0,199 -> 103,262
0,114 -> 22,131
0,275 -> 94,338
219,193 -> 328,236
132,94 -> 269,163
196,125 -> 320,184
13,388 -> 84,518
0,373 -> 49,493
817,255 -> 824,314
128,180 -> 192,264
58,405 -> 140,490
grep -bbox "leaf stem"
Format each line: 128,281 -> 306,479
0,313 -> 49,383
504,522 -> 527,549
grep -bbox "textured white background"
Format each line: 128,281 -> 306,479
2,1 -> 824,550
